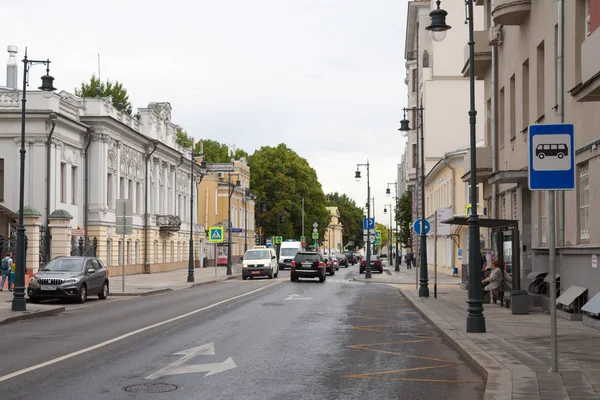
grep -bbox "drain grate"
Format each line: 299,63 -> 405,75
125,383 -> 178,393
393,332 -> 434,336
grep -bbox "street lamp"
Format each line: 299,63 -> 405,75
386,182 -> 400,271
355,162 -> 372,279
400,106 -> 428,297
227,171 -> 241,276
244,189 -> 256,253
187,140 -> 207,283
12,50 -> 56,312
428,0 -> 485,333
383,205 -> 393,265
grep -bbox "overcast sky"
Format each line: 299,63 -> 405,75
1,0 -> 408,225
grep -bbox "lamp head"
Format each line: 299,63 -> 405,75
354,169 -> 361,182
426,0 -> 451,42
38,74 -> 56,92
386,187 -> 391,196
384,207 -> 387,214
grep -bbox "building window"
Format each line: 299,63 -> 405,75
60,163 -> 67,203
118,240 -> 124,265
536,41 -> 545,119
136,182 -> 142,214
412,143 -> 417,168
128,179 -> 133,209
107,173 -> 114,209
511,191 -> 518,220
579,162 -> 590,241
412,69 -> 417,93
127,240 -> 131,264
154,240 -> 158,263
510,74 -> 516,140
106,239 -> 112,266
120,177 -> 126,200
486,99 -> 491,146
0,158 -> 4,202
162,240 -> 167,263
522,59 -> 530,131
135,240 -> 139,264
501,195 -> 507,219
71,166 -> 77,204
540,192 -> 548,245
499,87 -> 505,147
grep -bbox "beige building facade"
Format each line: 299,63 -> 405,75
324,207 -> 343,254
470,0 -> 600,298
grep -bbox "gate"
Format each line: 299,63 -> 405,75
39,225 -> 51,268
0,224 -> 27,265
70,236 -> 98,257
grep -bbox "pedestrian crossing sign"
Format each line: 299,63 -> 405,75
209,226 -> 224,243
312,232 -> 319,240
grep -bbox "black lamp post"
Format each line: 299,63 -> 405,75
244,189 -> 256,253
227,171 -> 241,275
12,50 -> 56,312
355,162 -> 371,279
386,182 -> 400,271
400,106 -> 428,297
427,0 -> 485,333
188,140 -> 207,283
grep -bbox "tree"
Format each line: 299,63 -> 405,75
75,75 -> 133,115
396,189 -> 413,248
176,128 -> 194,148
194,139 -> 249,163
249,144 -> 330,244
326,192 -> 364,251
375,222 -> 390,253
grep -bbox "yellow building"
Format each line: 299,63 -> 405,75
424,144 -> 486,270
324,206 -> 344,254
197,158 -> 255,263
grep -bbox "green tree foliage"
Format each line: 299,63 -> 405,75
175,128 -> 194,148
75,75 -> 133,115
396,189 -> 413,248
194,139 -> 249,163
374,222 -> 390,253
326,192 -> 364,251
249,144 -> 330,243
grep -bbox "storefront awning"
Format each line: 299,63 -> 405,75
441,216 -> 518,229
557,285 -> 587,307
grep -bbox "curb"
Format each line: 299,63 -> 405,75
0,306 -> 66,325
110,288 -> 173,297
191,280 -> 219,287
398,289 -> 513,400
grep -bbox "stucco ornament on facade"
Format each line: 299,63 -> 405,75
0,91 -> 19,107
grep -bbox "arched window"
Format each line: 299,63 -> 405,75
135,240 -> 139,264
106,239 -> 112,266
154,240 -> 158,263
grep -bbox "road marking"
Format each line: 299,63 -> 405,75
345,363 -> 454,378
284,294 -> 311,301
146,343 -> 237,379
0,280 -> 282,383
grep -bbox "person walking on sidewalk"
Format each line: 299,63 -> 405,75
405,250 -> 414,269
1,252 -> 13,291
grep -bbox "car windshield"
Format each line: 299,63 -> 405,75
244,250 -> 271,260
280,248 -> 299,256
295,253 -> 319,263
41,258 -> 85,272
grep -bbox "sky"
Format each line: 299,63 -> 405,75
1,0 -> 409,225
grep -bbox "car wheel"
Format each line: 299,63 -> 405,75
290,274 -> 297,282
319,274 -> 325,282
29,297 -> 40,304
330,268 -> 335,276
98,281 -> 109,300
268,269 -> 274,279
274,267 -> 279,278
77,284 -> 87,304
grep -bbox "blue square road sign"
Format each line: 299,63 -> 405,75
528,124 -> 575,191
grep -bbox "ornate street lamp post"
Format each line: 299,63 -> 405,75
355,162 -> 371,279
386,182 -> 400,271
188,140 -> 207,283
227,171 -> 241,275
426,0 -> 486,333
12,50 -> 56,312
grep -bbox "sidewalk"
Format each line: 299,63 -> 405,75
354,262 -> 461,287
399,286 -> 600,400
0,265 -> 242,325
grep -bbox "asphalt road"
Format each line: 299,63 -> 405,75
0,263 -> 484,399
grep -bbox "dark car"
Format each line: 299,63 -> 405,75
28,256 -> 109,303
323,255 -> 336,276
291,252 -> 326,282
359,255 -> 383,274
344,251 -> 355,265
334,253 -> 348,268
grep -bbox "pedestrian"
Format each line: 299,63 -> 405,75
406,250 -> 413,269
1,252 -> 13,292
9,258 -> 16,291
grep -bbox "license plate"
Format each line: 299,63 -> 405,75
251,271 -> 260,275
41,285 -> 57,291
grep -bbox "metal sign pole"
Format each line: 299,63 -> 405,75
434,211 -> 438,299
549,190 -> 558,372
122,201 -> 126,293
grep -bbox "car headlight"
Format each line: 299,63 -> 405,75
242,264 -> 248,268
63,277 -> 81,284
29,277 -> 37,284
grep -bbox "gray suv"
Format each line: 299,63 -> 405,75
28,256 -> 109,304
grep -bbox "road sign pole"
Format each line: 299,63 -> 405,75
122,201 -> 126,293
434,212 -> 438,299
549,190 -> 558,372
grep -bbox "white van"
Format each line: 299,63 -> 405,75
279,240 -> 303,270
242,247 -> 279,280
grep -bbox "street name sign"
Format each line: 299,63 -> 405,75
209,227 -> 224,243
528,124 -> 575,190
231,228 -> 242,233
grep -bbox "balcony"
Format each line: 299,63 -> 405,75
462,30 -> 492,80
572,29 -> 600,102
156,215 -> 182,232
492,0 -> 531,26
460,147 -> 493,183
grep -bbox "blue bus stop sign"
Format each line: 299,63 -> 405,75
528,124 -> 575,191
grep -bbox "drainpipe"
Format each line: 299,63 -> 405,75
45,113 -> 58,225
143,140 -> 159,272
490,0 -> 498,219
557,0 -> 565,247
442,157 -> 455,268
83,127 -> 94,234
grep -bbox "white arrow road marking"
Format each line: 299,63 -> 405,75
284,294 -> 311,300
146,343 -> 236,379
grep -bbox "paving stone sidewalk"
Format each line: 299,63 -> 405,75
399,286 -> 600,400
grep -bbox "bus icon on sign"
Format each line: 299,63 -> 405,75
536,143 -> 568,160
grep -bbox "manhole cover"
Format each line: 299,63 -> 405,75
262,302 -> 284,306
124,383 -> 178,393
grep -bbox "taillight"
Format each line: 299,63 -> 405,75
291,261 -> 296,267
376,261 -> 381,266
318,262 -> 323,267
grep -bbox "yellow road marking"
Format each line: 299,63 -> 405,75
345,363 -> 454,378
348,345 -> 459,364
347,376 -> 483,383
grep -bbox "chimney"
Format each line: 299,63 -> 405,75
6,45 -> 18,89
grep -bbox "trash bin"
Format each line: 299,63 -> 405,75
511,290 -> 530,314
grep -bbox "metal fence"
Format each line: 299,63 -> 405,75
70,236 -> 98,257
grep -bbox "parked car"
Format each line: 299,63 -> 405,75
331,255 -> 340,271
291,252 -> 326,282
28,256 -> 109,304
343,251 -> 355,265
360,255 -> 383,274
334,253 -> 348,267
379,253 -> 388,263
242,247 -> 279,280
